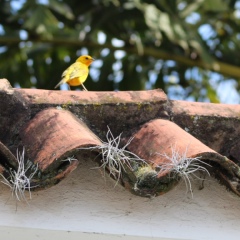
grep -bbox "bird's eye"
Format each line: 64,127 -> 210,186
85,57 -> 89,60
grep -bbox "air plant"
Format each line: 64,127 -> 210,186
80,127 -> 147,185
61,155 -> 78,163
0,148 -> 38,202
157,145 -> 211,197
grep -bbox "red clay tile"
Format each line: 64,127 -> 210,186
20,108 -> 102,188
21,107 -> 102,170
171,100 -> 240,118
128,119 -> 215,168
126,119 -> 240,196
16,88 -> 167,105
170,100 -> 240,160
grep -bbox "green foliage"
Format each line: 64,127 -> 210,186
0,0 -> 240,102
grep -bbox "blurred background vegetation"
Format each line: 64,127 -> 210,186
1,0 -> 240,103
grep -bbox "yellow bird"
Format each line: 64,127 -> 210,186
55,55 -> 95,91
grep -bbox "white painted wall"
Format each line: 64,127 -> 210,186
0,160 -> 240,240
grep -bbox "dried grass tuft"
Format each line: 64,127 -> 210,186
0,148 -> 38,202
157,145 -> 211,197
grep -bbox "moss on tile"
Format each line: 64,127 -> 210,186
121,164 -> 180,198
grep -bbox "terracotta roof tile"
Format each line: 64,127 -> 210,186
1,78 -> 240,197
21,108 -> 101,171
127,119 -> 216,166
170,99 -> 240,158
126,119 -> 240,196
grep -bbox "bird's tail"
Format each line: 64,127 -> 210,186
54,79 -> 64,89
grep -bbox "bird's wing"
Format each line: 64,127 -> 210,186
62,62 -> 88,79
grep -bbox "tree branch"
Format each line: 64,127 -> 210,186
0,37 -> 239,79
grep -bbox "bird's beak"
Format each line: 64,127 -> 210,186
92,57 -> 95,61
